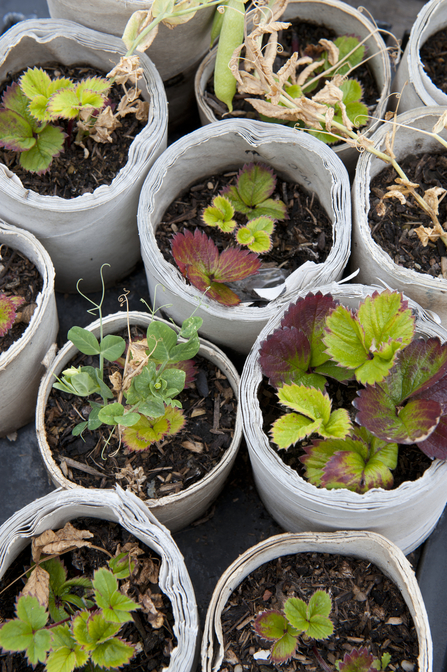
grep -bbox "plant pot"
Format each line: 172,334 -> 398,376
201,531 -> 432,672
240,282 -> 447,554
351,106 -> 447,327
0,19 -> 167,293
36,311 -> 242,533
46,0 -> 215,129
0,220 -> 58,438
137,118 -> 351,354
194,0 -> 391,174
392,0 -> 447,112
0,486 -> 199,672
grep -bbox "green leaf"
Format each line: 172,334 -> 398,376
179,316 -> 203,339
236,163 -> 276,207
283,597 -> 309,631
70,372 -> 100,397
0,108 -> 35,151
68,327 -> 101,355
270,632 -> 299,663
100,335 -> 126,362
86,612 -> 121,643
72,421 -> 88,436
308,590 -> 332,619
122,406 -> 185,451
169,337 -> 200,363
146,321 -> 178,360
46,624 -> 89,672
0,595 -> 51,665
93,568 -> 139,623
108,552 -> 136,579
97,403 -> 132,426
285,591 -> 333,639
202,195 -> 236,232
271,412 -> 321,448
254,611 -> 290,640
91,637 -> 135,669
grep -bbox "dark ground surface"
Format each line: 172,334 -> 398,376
1,1 -> 446,671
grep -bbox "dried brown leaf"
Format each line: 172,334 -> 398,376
22,566 -> 50,607
312,80 -> 344,106
383,189 -> 407,205
318,38 -> 339,66
415,222 -> 446,247
136,557 -> 160,586
296,59 -> 324,87
107,55 -> 145,86
89,107 -> 122,144
423,186 -> 447,216
140,593 -> 164,628
32,522 -> 94,562
433,109 -> 447,135
109,370 -> 122,394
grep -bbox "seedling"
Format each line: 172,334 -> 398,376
0,293 -> 25,337
258,290 -> 447,492
173,163 -> 288,305
52,265 -> 202,451
337,648 -> 391,672
253,590 -> 333,664
0,522 -> 141,671
0,69 -> 112,174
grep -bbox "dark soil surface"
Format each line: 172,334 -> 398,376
368,151 -> 447,277
204,20 -> 379,126
45,326 -> 237,499
221,552 -> 419,672
420,27 -> 447,94
0,64 -> 146,199
259,376 -> 433,490
0,517 -> 176,671
155,169 -> 333,305
0,245 -> 43,354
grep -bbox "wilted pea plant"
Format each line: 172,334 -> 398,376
259,290 -> 447,493
53,266 -> 202,452
171,162 -> 288,306
0,522 -> 144,671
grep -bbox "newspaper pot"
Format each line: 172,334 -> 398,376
138,118 -> 351,354
0,220 -> 58,438
46,0 -> 215,82
36,311 -> 242,533
0,486 -> 199,672
240,282 -> 447,554
351,106 -> 447,327
392,0 -> 447,113
201,531 -> 432,672
0,19 -> 167,293
194,0 -> 391,175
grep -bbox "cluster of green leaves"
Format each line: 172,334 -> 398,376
257,290 -> 446,493
0,67 -> 110,173
337,647 -> 391,672
54,314 -> 202,450
0,554 -> 139,671
171,163 -> 288,306
0,293 -> 25,337
253,590 -> 333,664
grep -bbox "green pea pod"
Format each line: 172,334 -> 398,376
210,1 -> 227,47
213,0 -> 245,112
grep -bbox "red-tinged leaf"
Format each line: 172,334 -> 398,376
253,610 -> 289,640
270,633 -> 299,663
402,338 -> 447,399
320,447 -> 394,493
0,294 -> 25,337
259,326 -> 322,389
19,124 -> 65,174
122,407 -> 185,451
172,228 -> 219,279
2,83 -> 33,119
281,293 -> 339,368
171,229 -> 260,306
355,384 -> 441,444
338,647 -> 376,672
417,415 -> 447,459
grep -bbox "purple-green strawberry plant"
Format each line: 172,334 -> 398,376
258,289 -> 447,493
336,648 -> 391,672
171,163 -> 288,306
0,293 -> 25,337
0,526 -> 140,671
53,266 -> 202,452
0,68 -> 111,174
253,590 -> 334,664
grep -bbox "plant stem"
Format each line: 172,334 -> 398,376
312,644 -> 334,672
